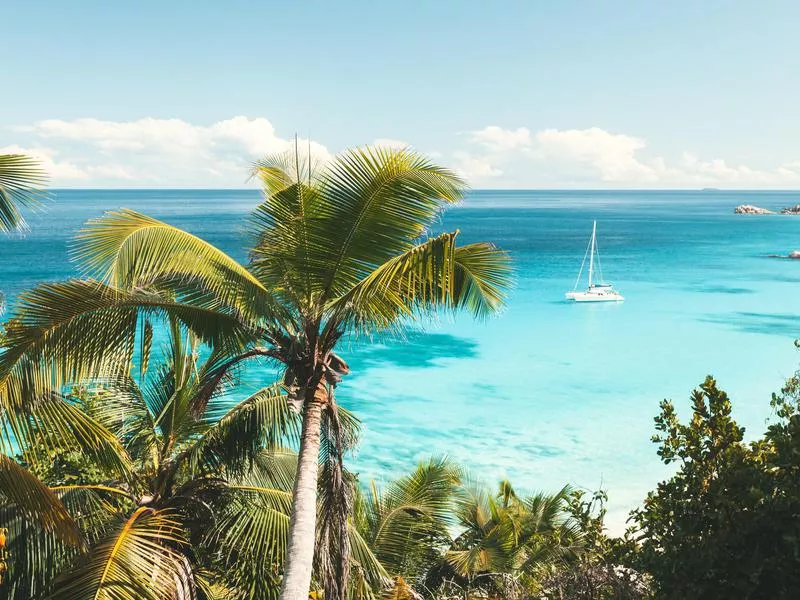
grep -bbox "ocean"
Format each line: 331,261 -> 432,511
2,189 -> 799,529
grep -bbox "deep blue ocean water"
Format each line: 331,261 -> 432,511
2,189 -> 800,529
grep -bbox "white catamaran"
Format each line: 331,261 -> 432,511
565,221 -> 625,302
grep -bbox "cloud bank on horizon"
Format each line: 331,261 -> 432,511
5,116 -> 800,189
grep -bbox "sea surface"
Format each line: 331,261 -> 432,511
2,189 -> 800,529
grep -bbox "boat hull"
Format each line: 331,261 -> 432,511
565,290 -> 625,302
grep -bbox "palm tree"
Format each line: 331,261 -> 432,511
3,315 -> 426,599
0,145 -> 511,600
354,458 -> 461,589
0,320 -> 304,599
430,481 -> 583,599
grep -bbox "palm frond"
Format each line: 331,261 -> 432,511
248,182 -> 326,305
349,525 -> 391,591
0,279 -> 256,410
191,345 -> 284,422
315,146 -> 467,299
73,209 -> 288,329
0,501 -> 79,600
195,570 -> 242,600
524,485 -> 573,536
2,393 -> 132,482
364,458 -> 460,577
326,232 -> 458,331
248,149 -> 333,304
452,243 -> 512,318
250,146 -> 323,196
52,485 -> 133,547
0,153 -> 50,232
180,385 -> 299,478
206,486 -> 291,600
87,378 -> 161,469
0,455 -> 80,546
48,507 -> 188,600
326,234 -> 511,334
246,447 -> 299,492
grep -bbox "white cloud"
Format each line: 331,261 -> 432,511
458,125 -> 800,187
453,151 -> 503,180
533,127 -> 657,182
0,144 -> 91,181
469,126 -> 532,152
7,117 -> 800,188
10,116 -> 331,187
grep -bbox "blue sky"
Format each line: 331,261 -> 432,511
4,0 -> 800,188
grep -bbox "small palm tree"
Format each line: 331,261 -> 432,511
0,145 -> 511,600
1,320 -> 302,599
354,458 -> 461,588
434,481 -> 582,599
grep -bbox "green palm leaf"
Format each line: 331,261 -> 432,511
0,502 -> 79,600
315,146 -> 467,299
52,485 -> 134,554
47,507 -> 188,600
364,458 -> 460,576
327,232 -> 459,331
249,152 -> 327,303
452,242 -> 512,318
0,279 -> 256,409
74,209 -> 288,329
207,486 -> 292,600
349,525 -> 391,590
327,234 -> 510,332
181,385 -> 300,477
0,153 -> 49,232
0,455 -> 80,546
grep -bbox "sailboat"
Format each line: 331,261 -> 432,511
565,221 -> 625,302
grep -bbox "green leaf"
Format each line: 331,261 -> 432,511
316,146 -> 467,299
0,454 -> 80,546
74,209 -> 289,329
47,507 -> 188,600
0,153 -> 50,232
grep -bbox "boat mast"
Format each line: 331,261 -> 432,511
588,220 -> 596,287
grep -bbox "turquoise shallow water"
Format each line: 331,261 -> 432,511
2,189 -> 800,529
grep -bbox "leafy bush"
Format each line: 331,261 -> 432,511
627,370 -> 800,599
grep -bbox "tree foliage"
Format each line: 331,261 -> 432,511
627,371 -> 800,599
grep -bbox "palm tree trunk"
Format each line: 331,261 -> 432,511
279,385 -> 326,600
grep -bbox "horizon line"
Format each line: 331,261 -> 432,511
46,187 -> 800,193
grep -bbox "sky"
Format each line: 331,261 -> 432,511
3,0 -> 800,188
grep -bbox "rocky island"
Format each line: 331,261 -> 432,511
734,204 -> 774,214
735,204 -> 800,215
767,250 -> 800,259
